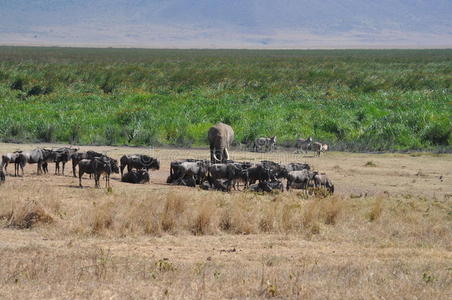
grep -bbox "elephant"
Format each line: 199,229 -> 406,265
207,122 -> 234,163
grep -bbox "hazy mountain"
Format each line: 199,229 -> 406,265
0,0 -> 451,48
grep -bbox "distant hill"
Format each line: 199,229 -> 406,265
1,0 -> 451,48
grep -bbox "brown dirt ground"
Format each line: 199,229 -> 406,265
0,143 -> 451,299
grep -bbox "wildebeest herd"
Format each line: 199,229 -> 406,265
0,122 -> 334,194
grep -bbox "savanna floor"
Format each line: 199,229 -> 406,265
0,143 -> 451,299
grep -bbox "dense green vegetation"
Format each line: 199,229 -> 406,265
0,47 -> 450,151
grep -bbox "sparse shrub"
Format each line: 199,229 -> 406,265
27,85 -> 43,96
10,78 -> 24,91
364,161 -> 377,167
156,259 -> 175,272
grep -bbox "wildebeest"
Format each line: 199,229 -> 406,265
53,147 -> 78,175
119,154 -> 160,176
78,157 -> 115,188
313,173 -> 334,194
121,170 -> 150,184
286,169 -> 312,191
208,122 -> 234,163
279,162 -> 311,178
2,151 -> 22,176
41,149 -> 58,174
167,160 -> 208,186
295,137 -> 313,154
253,136 -> 277,152
248,180 -> 284,193
208,163 -> 249,191
71,150 -> 103,177
246,164 -> 273,186
18,148 -> 55,175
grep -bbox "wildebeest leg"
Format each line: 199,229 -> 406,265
19,162 -> 24,177
62,162 -> 66,175
94,173 -> 100,188
72,160 -> 77,177
79,171 -> 84,187
55,162 -> 58,175
4,161 -> 8,175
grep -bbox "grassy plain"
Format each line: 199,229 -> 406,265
0,143 -> 451,299
0,47 -> 451,151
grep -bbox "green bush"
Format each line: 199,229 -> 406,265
0,47 -> 450,151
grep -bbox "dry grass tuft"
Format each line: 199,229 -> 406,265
368,197 -> 383,222
364,161 -> 377,167
4,200 -> 54,229
191,201 -> 216,235
161,192 -> 186,233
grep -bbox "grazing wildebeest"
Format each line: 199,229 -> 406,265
286,170 -> 311,191
208,122 -> 234,163
72,150 -> 103,177
78,157 -> 113,188
313,173 -> 335,194
253,136 -> 277,152
295,137 -> 313,154
53,147 -> 78,175
121,170 -> 150,184
2,151 -> 22,176
119,154 -> 160,176
167,160 -> 209,186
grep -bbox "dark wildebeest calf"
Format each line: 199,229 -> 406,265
121,170 -> 150,184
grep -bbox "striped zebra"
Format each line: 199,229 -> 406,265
295,137 -> 312,154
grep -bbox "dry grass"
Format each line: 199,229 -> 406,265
0,143 -> 451,299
